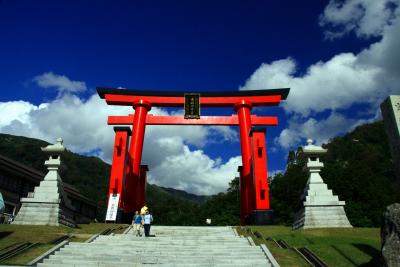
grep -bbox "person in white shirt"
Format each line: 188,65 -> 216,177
143,210 -> 153,237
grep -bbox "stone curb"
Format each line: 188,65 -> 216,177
122,225 -> 132,234
84,234 -> 99,243
247,236 -> 256,246
232,227 -> 239,236
260,243 -> 280,267
27,239 -> 69,266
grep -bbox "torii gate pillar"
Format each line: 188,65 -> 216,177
250,128 -> 273,224
234,101 -> 256,224
125,101 -> 151,215
106,127 -> 130,222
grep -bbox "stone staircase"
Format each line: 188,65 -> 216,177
36,226 -> 276,266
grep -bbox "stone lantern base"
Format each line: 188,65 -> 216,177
13,201 -> 75,227
293,177 -> 352,229
13,172 -> 76,227
13,138 -> 75,227
293,205 -> 352,229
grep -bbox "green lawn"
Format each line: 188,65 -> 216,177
239,226 -> 381,267
0,223 -> 128,265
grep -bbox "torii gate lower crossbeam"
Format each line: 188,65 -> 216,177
98,87 -> 289,225
108,114 -> 278,126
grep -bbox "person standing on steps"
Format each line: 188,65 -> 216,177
143,210 -> 153,237
132,211 -> 142,237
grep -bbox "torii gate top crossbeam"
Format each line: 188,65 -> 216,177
97,87 -> 289,107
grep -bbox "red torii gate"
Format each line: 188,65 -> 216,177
97,87 -> 289,224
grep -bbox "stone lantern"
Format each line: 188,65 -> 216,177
13,138 -> 75,227
304,138 -> 327,183
293,139 -> 352,229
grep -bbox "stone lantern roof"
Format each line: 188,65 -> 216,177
302,139 -> 327,172
41,138 -> 65,154
302,139 -> 327,155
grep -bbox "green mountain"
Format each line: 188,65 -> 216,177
270,121 -> 400,227
158,186 -> 208,203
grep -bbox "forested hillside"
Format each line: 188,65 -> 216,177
270,121 -> 400,227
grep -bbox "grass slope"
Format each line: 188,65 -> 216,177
242,226 -> 380,267
0,223 -> 127,265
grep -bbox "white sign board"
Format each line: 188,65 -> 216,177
105,193 -> 120,221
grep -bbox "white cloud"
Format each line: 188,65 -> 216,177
33,72 -> 87,95
319,0 -> 399,39
0,101 -> 47,128
241,0 -> 400,150
276,112 -> 356,148
357,5 -> 400,77
276,111 -> 380,149
0,92 -> 240,195
241,54 -> 383,116
148,149 -> 241,195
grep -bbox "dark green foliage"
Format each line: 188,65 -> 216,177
146,184 -> 202,225
269,121 -> 400,227
269,145 -> 308,225
197,177 -> 240,225
321,121 -> 400,227
158,186 -> 208,203
0,134 -> 49,172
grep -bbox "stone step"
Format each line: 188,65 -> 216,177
42,258 -> 269,265
65,241 -> 253,246
98,236 -> 240,240
90,240 -> 250,245
50,253 -> 266,260
58,247 -> 261,256
59,247 -> 259,254
111,232 -> 236,235
67,239 -> 252,245
38,262 -> 269,267
95,238 -> 242,242
83,238 -> 249,243
63,245 -> 253,251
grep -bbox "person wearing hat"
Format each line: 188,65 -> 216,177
140,205 -> 148,216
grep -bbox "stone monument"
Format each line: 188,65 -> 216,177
13,138 -> 75,227
293,139 -> 352,229
381,203 -> 400,267
380,95 -> 400,180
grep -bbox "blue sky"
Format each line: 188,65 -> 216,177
0,0 -> 399,195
